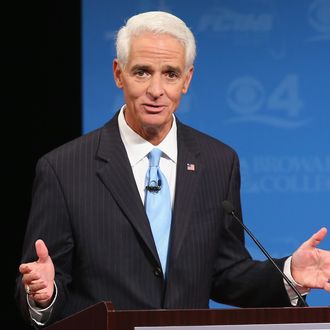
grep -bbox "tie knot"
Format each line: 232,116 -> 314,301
148,148 -> 162,167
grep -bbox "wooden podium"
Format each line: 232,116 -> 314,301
45,302 -> 330,330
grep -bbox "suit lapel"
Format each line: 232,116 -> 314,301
95,115 -> 160,264
168,121 -> 201,265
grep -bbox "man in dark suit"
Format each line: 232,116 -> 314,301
16,11 -> 330,328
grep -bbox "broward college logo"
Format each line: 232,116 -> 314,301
240,155 -> 330,194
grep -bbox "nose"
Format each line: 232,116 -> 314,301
146,75 -> 164,99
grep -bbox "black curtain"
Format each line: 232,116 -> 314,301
7,1 -> 81,327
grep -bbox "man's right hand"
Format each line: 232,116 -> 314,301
19,239 -> 55,308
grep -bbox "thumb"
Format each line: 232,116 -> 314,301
35,239 -> 49,263
306,227 -> 327,249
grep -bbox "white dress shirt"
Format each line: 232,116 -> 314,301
118,105 -> 177,207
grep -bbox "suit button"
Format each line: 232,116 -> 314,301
153,267 -> 162,277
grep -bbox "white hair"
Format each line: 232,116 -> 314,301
115,11 -> 196,71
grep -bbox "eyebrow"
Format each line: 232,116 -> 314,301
131,64 -> 151,72
130,64 -> 182,73
163,65 -> 182,73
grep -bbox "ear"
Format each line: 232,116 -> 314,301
113,59 -> 124,88
182,66 -> 194,94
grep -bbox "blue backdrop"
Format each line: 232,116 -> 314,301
82,0 -> 330,307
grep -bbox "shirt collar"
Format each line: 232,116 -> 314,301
118,105 -> 177,166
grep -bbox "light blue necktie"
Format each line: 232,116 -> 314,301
145,148 -> 172,274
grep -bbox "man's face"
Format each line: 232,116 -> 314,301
113,32 -> 193,144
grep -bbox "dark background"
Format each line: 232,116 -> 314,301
7,1 -> 81,328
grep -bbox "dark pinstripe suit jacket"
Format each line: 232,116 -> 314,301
16,113 -> 291,325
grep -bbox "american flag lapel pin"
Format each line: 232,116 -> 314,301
187,163 -> 195,171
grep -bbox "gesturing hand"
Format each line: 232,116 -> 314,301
291,227 -> 330,292
19,239 -> 55,308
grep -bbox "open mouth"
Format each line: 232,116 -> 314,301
143,104 -> 166,113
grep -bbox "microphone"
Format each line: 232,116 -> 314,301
221,200 -> 308,307
145,179 -> 162,192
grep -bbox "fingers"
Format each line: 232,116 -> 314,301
324,281 -> 330,293
35,239 -> 49,263
25,282 -> 54,308
31,290 -> 55,308
32,291 -> 54,303
22,270 -> 41,284
19,239 -> 49,275
305,227 -> 327,249
19,263 -> 32,275
25,280 -> 47,295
